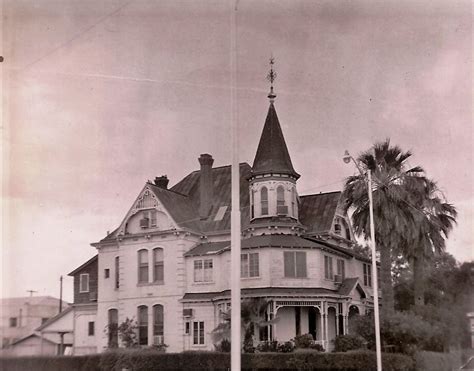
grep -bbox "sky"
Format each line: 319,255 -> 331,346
1,0 -> 472,302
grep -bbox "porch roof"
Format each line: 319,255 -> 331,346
182,286 -> 338,302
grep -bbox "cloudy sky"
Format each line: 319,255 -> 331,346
2,0 -> 472,302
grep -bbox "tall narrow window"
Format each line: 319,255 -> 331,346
363,263 -> 372,287
284,251 -> 307,278
138,250 -> 149,283
250,190 -> 255,219
260,187 -> 268,215
337,259 -> 345,280
108,309 -> 118,348
153,305 -> 164,342
153,248 -> 164,283
150,210 -> 157,227
88,321 -> 95,336
115,257 -> 120,289
193,321 -> 205,345
292,188 -> 297,217
241,252 -> 259,278
324,256 -> 334,280
138,305 -> 148,345
79,274 -> 90,293
276,186 -> 286,215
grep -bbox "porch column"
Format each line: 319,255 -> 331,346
344,316 -> 348,335
319,306 -> 324,342
324,307 -> 329,350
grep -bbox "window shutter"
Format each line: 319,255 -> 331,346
295,252 -> 307,278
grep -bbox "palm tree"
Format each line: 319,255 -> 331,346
342,139 -> 426,315
402,178 -> 457,307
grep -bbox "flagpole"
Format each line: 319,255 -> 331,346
230,1 -> 241,370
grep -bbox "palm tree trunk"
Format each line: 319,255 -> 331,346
413,249 -> 425,307
379,245 -> 394,316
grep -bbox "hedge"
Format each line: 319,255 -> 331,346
414,350 -> 467,371
0,350 -> 413,371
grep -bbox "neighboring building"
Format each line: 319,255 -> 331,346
0,296 -> 68,349
69,77 -> 379,354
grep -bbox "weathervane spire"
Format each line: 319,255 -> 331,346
267,56 -> 277,103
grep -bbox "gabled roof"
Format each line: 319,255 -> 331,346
68,255 -> 98,276
9,333 -> 58,347
251,103 -> 299,179
299,191 -> 341,233
337,277 -> 368,299
0,296 -> 67,308
35,306 -> 73,332
148,183 -> 201,231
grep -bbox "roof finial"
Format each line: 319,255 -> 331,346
266,56 -> 277,103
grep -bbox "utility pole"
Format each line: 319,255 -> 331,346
59,275 -> 63,313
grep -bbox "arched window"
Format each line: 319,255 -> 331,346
250,190 -> 255,219
138,250 -> 149,283
153,305 -> 164,342
153,248 -> 164,283
138,305 -> 148,345
108,309 -> 118,348
115,257 -> 120,289
260,187 -> 268,215
276,186 -> 286,214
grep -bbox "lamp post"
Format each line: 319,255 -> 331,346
343,150 -> 382,371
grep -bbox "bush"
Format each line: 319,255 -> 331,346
0,351 -> 414,371
256,340 -> 279,352
310,343 -> 325,352
414,351 -> 465,371
350,311 -> 444,354
293,333 -> 314,348
277,341 -> 295,353
333,334 -> 365,352
214,338 -> 231,352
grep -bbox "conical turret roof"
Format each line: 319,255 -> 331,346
251,103 -> 300,179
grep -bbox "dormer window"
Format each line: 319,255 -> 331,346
276,186 -> 287,215
261,187 -> 268,215
334,223 -> 342,235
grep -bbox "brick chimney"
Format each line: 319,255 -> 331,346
154,175 -> 169,189
198,154 -> 214,219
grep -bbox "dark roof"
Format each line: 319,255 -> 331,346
35,306 -> 73,331
148,183 -> 202,231
337,278 -> 359,296
299,191 -> 341,233
182,286 -> 337,301
184,241 -> 230,257
171,163 -> 252,232
68,255 -> 98,276
184,235 -> 359,258
251,103 -> 299,179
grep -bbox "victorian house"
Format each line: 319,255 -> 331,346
68,75 -> 378,354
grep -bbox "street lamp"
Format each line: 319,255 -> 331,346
343,150 -> 382,371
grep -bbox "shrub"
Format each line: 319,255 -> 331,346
277,341 -> 295,353
350,311 -> 444,354
256,340 -> 279,352
414,351 -> 464,371
333,334 -> 365,352
214,338 -> 231,352
293,333 -> 313,348
309,343 -> 325,352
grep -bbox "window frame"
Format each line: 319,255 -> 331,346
137,249 -> 149,284
9,317 -> 17,328
283,251 -> 307,278
337,259 -> 345,280
324,255 -> 334,280
104,269 -> 110,279
79,273 -> 90,293
363,263 -> 372,287
193,321 -> 205,345
193,258 -> 213,283
241,252 -> 260,278
153,248 -> 164,283
260,187 -> 269,215
137,305 -> 148,346
115,257 -> 120,289
88,321 -> 95,336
